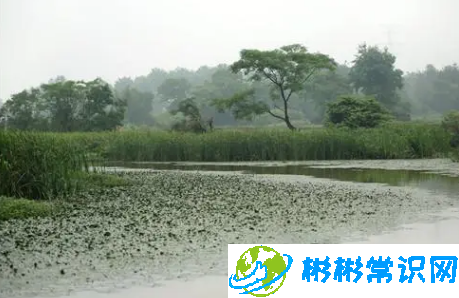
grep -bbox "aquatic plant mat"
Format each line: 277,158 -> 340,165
1,170 -> 457,297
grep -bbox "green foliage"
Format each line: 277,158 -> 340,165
0,197 -> 55,221
190,67 -> 250,126
404,64 -> 459,116
169,98 -> 210,133
212,89 -> 269,121
300,65 -> 353,123
216,44 -> 337,130
442,110 -> 459,135
0,78 -> 126,132
96,123 -> 450,161
325,95 -> 393,128
158,77 -> 191,102
105,59 -> 459,128
73,172 -> 134,188
118,87 -> 154,126
0,131 -> 88,200
441,111 -> 459,154
349,44 -> 405,114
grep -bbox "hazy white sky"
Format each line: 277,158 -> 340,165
1,0 -> 458,99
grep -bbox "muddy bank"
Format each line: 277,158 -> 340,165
0,171 -> 457,297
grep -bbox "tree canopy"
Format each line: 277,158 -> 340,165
349,44 -> 405,115
2,42 -> 458,131
213,44 -> 337,130
0,78 -> 125,132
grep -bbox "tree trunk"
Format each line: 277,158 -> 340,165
284,116 -> 296,130
283,97 -> 296,131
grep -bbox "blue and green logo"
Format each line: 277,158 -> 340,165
229,245 -> 293,296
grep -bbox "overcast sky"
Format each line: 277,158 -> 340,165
1,0 -> 458,100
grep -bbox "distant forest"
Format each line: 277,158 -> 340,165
1,44 -> 458,131
114,64 -> 459,128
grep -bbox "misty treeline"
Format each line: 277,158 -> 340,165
0,43 -> 458,132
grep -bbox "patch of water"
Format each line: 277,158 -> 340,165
348,208 -> 459,244
101,162 -> 459,197
36,276 -> 227,298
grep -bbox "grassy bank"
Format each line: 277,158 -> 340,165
0,131 -> 131,203
91,122 -> 453,161
0,123 -> 454,205
0,197 -> 56,221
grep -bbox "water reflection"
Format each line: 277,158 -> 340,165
104,162 -> 459,196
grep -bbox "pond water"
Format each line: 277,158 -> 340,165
102,161 -> 459,197
12,161 -> 459,298
44,209 -> 459,298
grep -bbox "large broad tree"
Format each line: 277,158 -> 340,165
191,66 -> 251,126
349,44 -> 404,112
0,78 -> 126,132
157,77 -> 191,102
212,44 -> 337,130
298,64 -> 352,123
118,87 -> 155,126
403,64 -> 459,115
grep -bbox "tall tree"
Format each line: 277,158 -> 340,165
1,78 -> 125,132
120,87 -> 155,125
349,44 -> 404,113
0,88 -> 47,130
191,66 -> 250,126
157,77 -> 191,103
299,64 -> 352,123
403,64 -> 459,116
212,44 -> 336,130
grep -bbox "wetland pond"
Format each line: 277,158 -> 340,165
103,160 -> 459,196
2,159 -> 459,298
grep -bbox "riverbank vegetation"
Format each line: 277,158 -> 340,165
0,121 -> 455,209
0,42 -> 458,220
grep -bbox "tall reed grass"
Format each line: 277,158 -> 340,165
0,131 -> 88,200
0,123 -> 453,200
93,122 -> 452,162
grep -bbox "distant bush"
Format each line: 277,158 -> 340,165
325,95 -> 393,128
441,110 -> 459,146
169,98 -> 212,133
441,110 -> 459,161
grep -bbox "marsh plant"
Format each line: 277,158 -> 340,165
441,110 -> 459,161
100,122 -> 451,162
0,122 -> 453,206
0,131 -> 89,200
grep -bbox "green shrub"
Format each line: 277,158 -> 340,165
325,95 -> 393,128
0,197 -> 55,221
442,110 -> 459,147
0,131 -> 88,200
442,110 -> 459,161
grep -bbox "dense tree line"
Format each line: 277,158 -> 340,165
1,43 -> 458,132
0,77 -> 125,131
